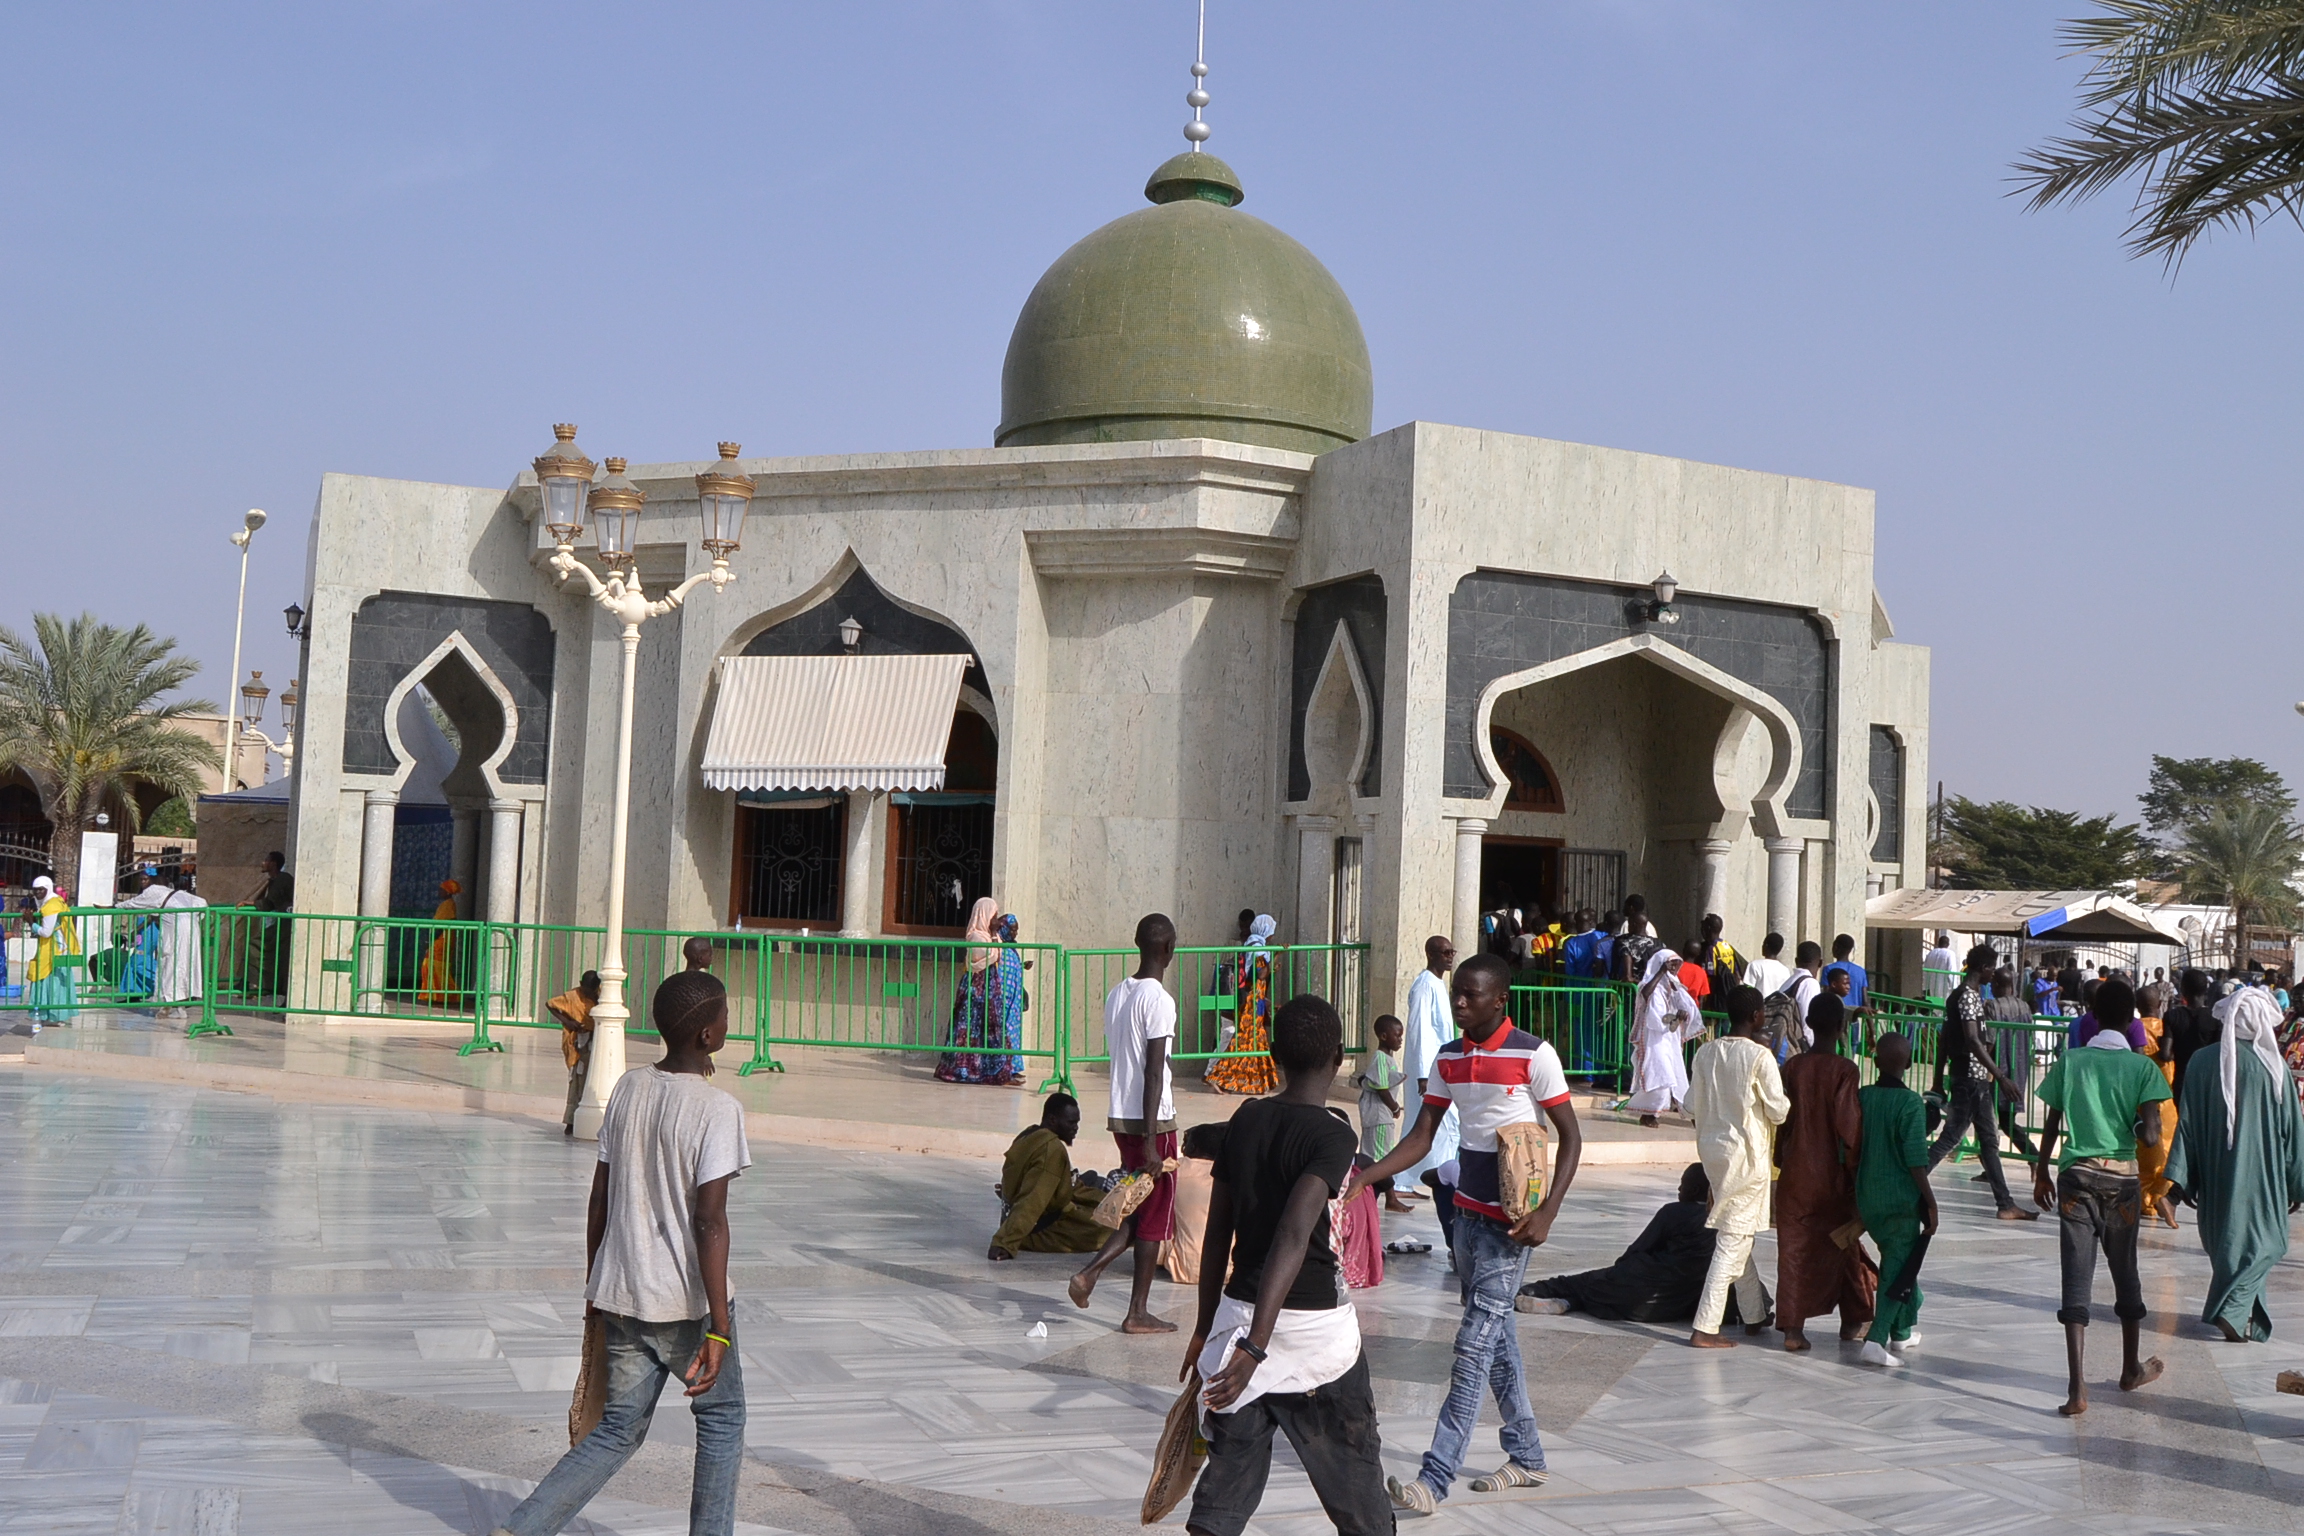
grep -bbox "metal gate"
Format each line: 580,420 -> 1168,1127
1559,848 -> 1627,917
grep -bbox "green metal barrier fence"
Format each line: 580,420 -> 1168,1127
1507,978 -> 1634,1085
13,906 -> 1371,1101
1062,944 -> 1369,1083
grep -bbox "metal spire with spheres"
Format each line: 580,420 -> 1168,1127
1184,0 -> 1212,148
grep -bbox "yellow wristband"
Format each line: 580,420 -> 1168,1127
704,1332 -> 731,1347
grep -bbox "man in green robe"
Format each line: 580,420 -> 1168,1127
1854,1031 -> 1937,1368
2167,988 -> 2304,1342
987,1094 -> 1108,1259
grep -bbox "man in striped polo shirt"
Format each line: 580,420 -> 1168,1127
1348,952 -> 1584,1513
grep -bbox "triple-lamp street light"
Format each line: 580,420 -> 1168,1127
533,424 -> 754,1140
237,671 -> 299,778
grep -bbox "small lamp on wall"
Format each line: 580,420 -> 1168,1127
838,615 -> 863,652
1645,571 -> 1681,626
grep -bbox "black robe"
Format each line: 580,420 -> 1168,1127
1524,1199 -> 1766,1323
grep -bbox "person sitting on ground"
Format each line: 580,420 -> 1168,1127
1161,1120 -> 1229,1284
988,1093 -> 1107,1260
491,971 -> 749,1536
1517,1163 -> 1758,1324
682,936 -> 714,972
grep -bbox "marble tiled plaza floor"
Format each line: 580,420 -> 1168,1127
0,1064 -> 2300,1535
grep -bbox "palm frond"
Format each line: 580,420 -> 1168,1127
2017,1 -> 2304,260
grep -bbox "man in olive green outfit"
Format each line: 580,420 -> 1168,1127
1855,1032 -> 1937,1368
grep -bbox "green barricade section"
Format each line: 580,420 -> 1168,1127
7,906 -> 1377,1100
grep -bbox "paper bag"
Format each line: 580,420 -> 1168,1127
1142,1371 -> 1209,1524
568,1312 -> 609,1446
1495,1121 -> 1547,1221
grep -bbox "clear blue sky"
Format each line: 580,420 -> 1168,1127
4,3 -> 2297,819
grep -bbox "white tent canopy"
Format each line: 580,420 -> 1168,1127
1864,888 -> 2182,945
701,653 -> 969,794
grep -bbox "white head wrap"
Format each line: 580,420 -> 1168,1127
31,875 -> 52,892
1637,948 -> 1700,1042
1246,914 -> 1276,948
2211,987 -> 2289,1149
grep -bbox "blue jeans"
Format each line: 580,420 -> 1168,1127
1418,1212 -> 1543,1499
501,1312 -> 745,1536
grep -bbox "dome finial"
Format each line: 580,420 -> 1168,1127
1183,0 -> 1212,147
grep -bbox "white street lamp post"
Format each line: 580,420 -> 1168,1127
225,509 -> 267,787
538,428 -> 753,1140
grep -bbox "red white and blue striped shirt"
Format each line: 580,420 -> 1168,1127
1423,1023 -> 1571,1221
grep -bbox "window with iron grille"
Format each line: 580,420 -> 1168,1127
887,801 -> 993,933
732,802 -> 844,926
1560,848 -> 1627,917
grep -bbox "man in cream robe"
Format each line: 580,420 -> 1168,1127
1682,984 -> 1789,1346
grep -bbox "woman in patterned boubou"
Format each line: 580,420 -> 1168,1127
937,899 -> 1030,1085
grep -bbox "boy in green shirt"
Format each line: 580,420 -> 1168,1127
2030,978 -> 2173,1416
1855,1032 -> 1937,1368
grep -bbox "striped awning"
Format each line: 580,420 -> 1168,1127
701,653 -> 969,793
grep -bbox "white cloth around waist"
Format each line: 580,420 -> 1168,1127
1195,1294 -> 1361,1415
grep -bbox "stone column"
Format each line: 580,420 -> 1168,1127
1451,817 -> 1488,962
1764,837 -> 1803,943
1695,837 -> 1733,931
840,789 -> 878,937
447,800 -> 480,915
1294,816 -> 1339,946
358,789 -> 398,917
486,798 -> 523,923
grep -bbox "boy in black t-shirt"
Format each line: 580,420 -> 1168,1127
1183,995 -> 1391,1536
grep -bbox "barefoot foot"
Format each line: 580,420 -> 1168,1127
1385,1195 -> 1416,1214
1782,1331 -> 1811,1353
2120,1356 -> 2165,1392
1688,1330 -> 1736,1350
1067,1271 -> 1095,1309
2058,1392 -> 2088,1416
1120,1311 -> 1177,1335
1639,1114 -> 1660,1128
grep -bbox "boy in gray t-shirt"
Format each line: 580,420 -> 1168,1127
494,972 -> 752,1536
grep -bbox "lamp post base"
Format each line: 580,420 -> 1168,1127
570,1103 -> 608,1142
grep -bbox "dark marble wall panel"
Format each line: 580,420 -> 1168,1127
1287,575 -> 1387,801
342,593 -> 556,782
1445,571 -> 1831,819
742,568 -> 987,701
1870,725 -> 1903,862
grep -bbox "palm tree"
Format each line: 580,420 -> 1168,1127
2179,798 -> 2304,969
0,613 -> 223,894
2014,1 -> 2304,262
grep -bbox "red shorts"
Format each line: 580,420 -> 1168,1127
1113,1130 -> 1179,1243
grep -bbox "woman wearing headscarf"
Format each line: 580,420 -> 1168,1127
2137,989 -> 2182,1229
2166,986 -> 2304,1341
937,897 -> 1013,1083
989,912 -> 1029,1084
25,875 -> 79,1029
1773,993 -> 1876,1350
416,879 -> 463,1007
1625,949 -> 1703,1127
1206,914 -> 1280,1095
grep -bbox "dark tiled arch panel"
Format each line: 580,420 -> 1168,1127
1287,574 -> 1386,801
740,568 -> 988,702
342,593 -> 556,783
1445,571 -> 1831,818
1870,726 -> 1904,861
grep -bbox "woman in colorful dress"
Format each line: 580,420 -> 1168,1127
1205,914 -> 1280,1095
989,912 -> 1029,1084
937,897 -> 1010,1083
2139,1000 -> 2182,1228
26,875 -> 80,1029
416,879 -> 462,1006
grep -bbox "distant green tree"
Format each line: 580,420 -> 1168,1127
2139,754 -> 2295,837
2015,1 -> 2304,263
1942,797 -> 2153,889
145,796 -> 195,838
2179,799 -> 2304,965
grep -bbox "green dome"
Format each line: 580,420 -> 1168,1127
997,152 -> 1373,455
